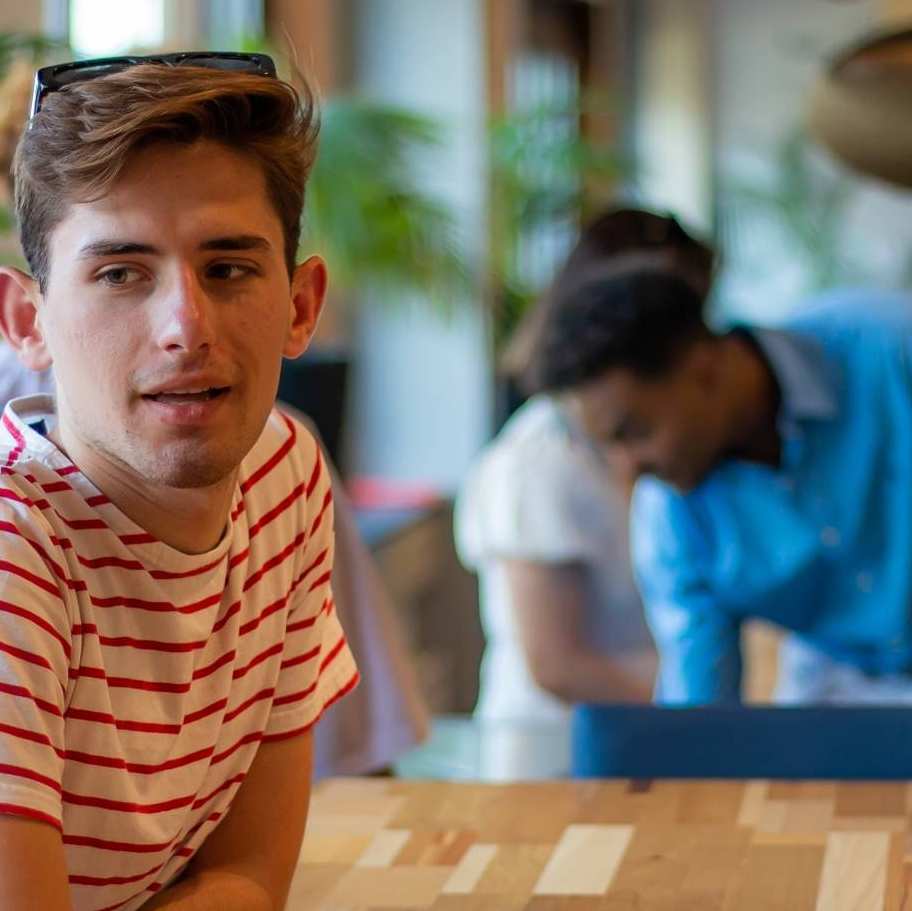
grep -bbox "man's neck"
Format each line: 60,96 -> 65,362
47,428 -> 236,555
722,330 -> 782,468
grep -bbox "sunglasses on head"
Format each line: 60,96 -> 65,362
30,51 -> 277,121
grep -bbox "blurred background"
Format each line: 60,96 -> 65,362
3,0 -> 912,773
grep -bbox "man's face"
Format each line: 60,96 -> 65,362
568,347 -> 729,492
36,139 -> 320,490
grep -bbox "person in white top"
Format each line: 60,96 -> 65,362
455,209 -> 716,775
0,53 -> 359,911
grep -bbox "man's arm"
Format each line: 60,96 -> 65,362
631,479 -> 743,704
0,511 -> 72,910
503,559 -> 655,703
143,730 -> 314,911
644,593 -> 743,703
0,817 -> 73,910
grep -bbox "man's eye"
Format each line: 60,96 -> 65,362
98,267 -> 142,286
208,263 -> 254,280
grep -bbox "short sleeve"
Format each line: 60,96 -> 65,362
455,420 -> 622,567
264,444 -> 359,741
631,478 -> 742,704
0,505 -> 71,828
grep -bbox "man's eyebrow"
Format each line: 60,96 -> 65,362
75,236 -> 274,260
77,241 -> 160,259
199,235 -> 273,253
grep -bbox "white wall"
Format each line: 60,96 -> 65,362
632,0 -> 714,233
349,0 -> 491,490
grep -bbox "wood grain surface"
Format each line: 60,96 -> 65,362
287,777 -> 912,910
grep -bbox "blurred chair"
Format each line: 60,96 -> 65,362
278,406 -> 430,777
572,704 -> 912,780
313,461 -> 431,776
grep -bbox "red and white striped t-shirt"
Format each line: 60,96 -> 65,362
0,395 -> 359,911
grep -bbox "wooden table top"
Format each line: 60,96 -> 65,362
287,777 -> 912,910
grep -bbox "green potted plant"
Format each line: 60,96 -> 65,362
276,95 -> 473,470
0,35 -> 66,241
487,97 -> 628,423
721,126 -> 864,296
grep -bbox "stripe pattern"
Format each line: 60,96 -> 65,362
0,397 -> 358,911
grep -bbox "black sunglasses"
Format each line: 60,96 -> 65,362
30,51 -> 277,121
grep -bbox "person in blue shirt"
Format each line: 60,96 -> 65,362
524,253 -> 912,705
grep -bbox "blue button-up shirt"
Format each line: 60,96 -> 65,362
631,289 -> 912,703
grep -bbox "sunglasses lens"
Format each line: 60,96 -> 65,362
51,61 -> 133,87
185,56 -> 253,70
176,55 -> 274,75
32,53 -> 276,121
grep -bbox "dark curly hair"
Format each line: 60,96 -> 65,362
527,265 -> 710,393
504,208 -> 715,387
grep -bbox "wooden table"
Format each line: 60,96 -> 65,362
287,777 -> 911,910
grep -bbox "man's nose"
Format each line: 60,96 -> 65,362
155,268 -> 215,355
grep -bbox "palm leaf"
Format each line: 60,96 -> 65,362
0,34 -> 65,71
488,97 -> 630,346
304,98 -> 470,317
722,126 -> 863,292
230,36 -> 473,319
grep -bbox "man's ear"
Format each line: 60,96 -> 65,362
686,337 -> 722,391
0,267 -> 52,371
283,256 -> 328,359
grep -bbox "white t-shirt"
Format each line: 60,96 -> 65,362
455,395 -> 649,724
0,395 -> 358,911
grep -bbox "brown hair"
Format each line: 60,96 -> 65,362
14,63 -> 319,289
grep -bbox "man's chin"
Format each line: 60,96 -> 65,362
134,446 -> 241,490
158,466 -> 236,490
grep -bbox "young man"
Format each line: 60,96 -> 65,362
527,256 -> 912,706
0,54 -> 358,911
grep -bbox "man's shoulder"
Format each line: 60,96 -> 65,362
240,407 -> 323,494
780,287 -> 912,340
0,453 -> 72,509
0,462 -> 70,574
249,406 -> 320,456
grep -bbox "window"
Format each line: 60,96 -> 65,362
68,0 -> 165,57
60,0 -> 263,58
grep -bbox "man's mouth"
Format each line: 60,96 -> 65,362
144,387 -> 230,404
